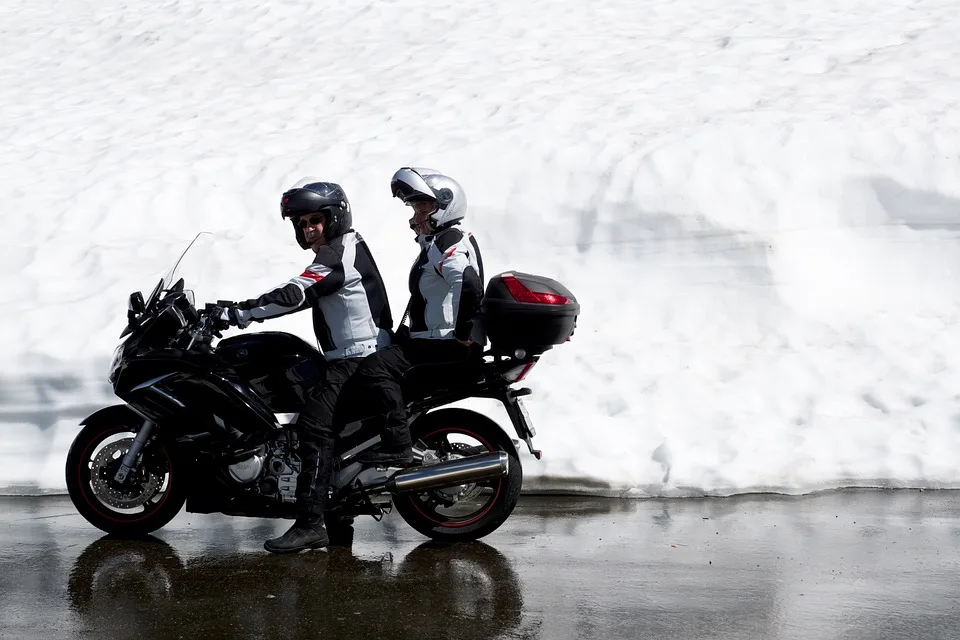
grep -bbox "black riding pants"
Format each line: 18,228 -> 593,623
294,357 -> 361,519
344,338 -> 473,450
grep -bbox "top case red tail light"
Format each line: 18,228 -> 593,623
501,274 -> 570,305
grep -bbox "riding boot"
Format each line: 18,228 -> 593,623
324,514 -> 356,547
263,516 -> 329,554
356,414 -> 414,466
356,445 -> 414,467
264,473 -> 330,554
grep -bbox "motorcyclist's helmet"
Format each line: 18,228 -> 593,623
280,177 -> 353,248
390,167 -> 466,234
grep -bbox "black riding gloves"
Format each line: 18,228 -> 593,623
216,302 -> 252,329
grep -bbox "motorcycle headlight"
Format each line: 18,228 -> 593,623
108,343 -> 124,381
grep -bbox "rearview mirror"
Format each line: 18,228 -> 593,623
128,291 -> 145,314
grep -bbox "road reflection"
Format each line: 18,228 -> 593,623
68,534 -> 532,640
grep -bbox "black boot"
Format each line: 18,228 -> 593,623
356,445 -> 414,467
264,516 -> 329,554
325,515 -> 356,548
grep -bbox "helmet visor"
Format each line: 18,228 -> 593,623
281,188 -> 328,218
391,168 -> 435,203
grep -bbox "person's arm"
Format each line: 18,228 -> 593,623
436,237 -> 483,342
223,251 -> 345,326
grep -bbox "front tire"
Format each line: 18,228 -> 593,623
393,408 -> 523,542
66,410 -> 188,536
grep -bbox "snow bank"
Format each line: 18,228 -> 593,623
3,0 -> 960,495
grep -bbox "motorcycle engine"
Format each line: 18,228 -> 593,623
225,441 -> 301,504
263,448 -> 300,503
227,454 -> 264,484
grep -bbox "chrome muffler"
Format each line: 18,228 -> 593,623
384,451 -> 509,493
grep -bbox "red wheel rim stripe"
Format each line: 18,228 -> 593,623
76,425 -> 173,524
407,426 -> 503,528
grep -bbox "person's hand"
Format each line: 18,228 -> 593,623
215,302 -> 252,329
456,337 -> 473,347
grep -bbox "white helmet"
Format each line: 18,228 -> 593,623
390,167 -> 467,231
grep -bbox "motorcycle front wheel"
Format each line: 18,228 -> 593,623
66,410 -> 188,536
394,408 -> 523,542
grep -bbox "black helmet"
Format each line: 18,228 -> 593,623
280,178 -> 353,248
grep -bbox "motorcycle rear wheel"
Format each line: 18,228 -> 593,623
66,411 -> 188,536
393,408 -> 523,542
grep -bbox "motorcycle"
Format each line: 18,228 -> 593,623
65,233 -> 580,542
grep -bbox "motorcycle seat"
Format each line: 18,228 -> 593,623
400,358 -> 486,400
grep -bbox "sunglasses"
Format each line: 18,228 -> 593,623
296,215 -> 325,229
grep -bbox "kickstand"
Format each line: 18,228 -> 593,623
357,480 -> 387,522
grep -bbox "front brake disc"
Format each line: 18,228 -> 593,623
90,438 -> 161,509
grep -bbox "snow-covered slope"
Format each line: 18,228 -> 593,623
3,0 -> 960,495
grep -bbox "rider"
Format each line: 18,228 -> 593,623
216,177 -> 393,553
344,167 -> 485,466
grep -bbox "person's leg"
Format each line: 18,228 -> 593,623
353,339 -> 473,464
264,358 -> 359,554
345,345 -> 418,464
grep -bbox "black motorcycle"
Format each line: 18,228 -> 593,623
66,234 -> 579,542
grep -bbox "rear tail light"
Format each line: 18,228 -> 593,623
501,274 -> 570,305
503,361 -> 537,382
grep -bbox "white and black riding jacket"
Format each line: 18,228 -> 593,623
233,231 -> 393,361
407,226 -> 485,342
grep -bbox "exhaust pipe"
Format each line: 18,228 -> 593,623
385,451 -> 509,494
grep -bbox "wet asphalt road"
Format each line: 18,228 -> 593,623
1,491 -> 959,640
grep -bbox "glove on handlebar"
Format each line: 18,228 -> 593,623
220,302 -> 252,329
205,301 -> 251,330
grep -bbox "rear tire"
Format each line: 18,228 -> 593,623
393,409 -> 522,542
66,411 -> 188,536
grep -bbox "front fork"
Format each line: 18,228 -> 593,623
498,387 -> 542,460
113,419 -> 155,484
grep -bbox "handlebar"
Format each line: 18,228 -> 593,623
199,303 -> 230,335
179,304 -> 229,351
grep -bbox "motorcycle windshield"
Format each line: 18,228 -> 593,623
146,231 -> 219,310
